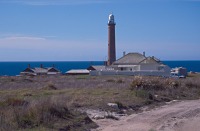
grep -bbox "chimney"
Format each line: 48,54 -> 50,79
104,61 -> 107,66
143,52 -> 146,57
123,51 -> 126,57
28,64 -> 31,68
40,64 -> 43,68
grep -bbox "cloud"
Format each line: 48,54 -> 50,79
3,36 -> 46,41
0,33 -> 57,40
0,34 -> 106,61
0,0 -> 109,5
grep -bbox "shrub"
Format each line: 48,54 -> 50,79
130,78 -> 143,90
130,77 -> 182,91
114,101 -> 125,109
185,81 -> 198,88
0,112 -> 13,131
106,79 -> 115,83
169,81 -> 180,88
0,97 -> 97,130
23,78 -> 33,82
23,93 -> 32,96
116,79 -> 124,83
135,90 -> 148,98
43,82 -> 57,90
130,77 -> 164,91
3,98 -> 28,107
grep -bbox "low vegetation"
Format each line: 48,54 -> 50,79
0,75 -> 200,130
0,97 -> 97,131
130,76 -> 200,103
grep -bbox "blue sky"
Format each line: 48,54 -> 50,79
0,0 -> 199,61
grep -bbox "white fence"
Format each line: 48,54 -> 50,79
90,70 -> 171,77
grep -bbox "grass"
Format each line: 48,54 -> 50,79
0,97 -> 98,131
0,75 -> 200,130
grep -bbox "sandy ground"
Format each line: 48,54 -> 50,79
93,100 -> 200,131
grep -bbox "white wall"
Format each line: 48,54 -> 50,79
140,64 -> 158,71
90,70 -> 171,77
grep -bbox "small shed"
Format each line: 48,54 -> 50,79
171,67 -> 187,77
65,69 -> 89,75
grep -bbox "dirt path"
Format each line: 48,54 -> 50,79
93,100 -> 200,131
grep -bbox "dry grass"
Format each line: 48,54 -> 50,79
130,76 -> 200,102
0,75 -> 200,130
0,96 -> 97,130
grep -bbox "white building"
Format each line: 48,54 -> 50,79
90,53 -> 171,77
20,65 -> 61,76
171,67 -> 187,77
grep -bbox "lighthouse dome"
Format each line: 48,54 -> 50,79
108,14 -> 115,24
109,14 -> 114,20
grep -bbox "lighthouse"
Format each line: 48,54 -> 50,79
107,14 -> 116,66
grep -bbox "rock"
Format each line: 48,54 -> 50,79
105,112 -> 119,120
189,71 -> 196,74
23,93 -> 32,96
92,115 -> 105,120
107,103 -> 119,109
154,95 -> 158,98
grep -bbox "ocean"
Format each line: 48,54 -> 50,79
0,61 -> 199,76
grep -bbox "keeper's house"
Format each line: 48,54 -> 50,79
20,64 -> 61,76
90,53 -> 171,77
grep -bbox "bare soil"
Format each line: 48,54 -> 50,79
94,99 -> 200,131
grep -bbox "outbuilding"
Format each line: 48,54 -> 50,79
20,64 -> 61,76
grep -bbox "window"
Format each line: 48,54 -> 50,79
158,66 -> 164,70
